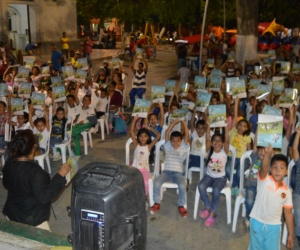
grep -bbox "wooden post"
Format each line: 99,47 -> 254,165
150,24 -> 157,47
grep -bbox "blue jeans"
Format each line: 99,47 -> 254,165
50,136 -> 63,148
249,218 -> 281,250
153,171 -> 186,206
188,154 -> 201,169
198,174 -> 227,213
129,88 -> 146,106
293,193 -> 300,236
245,185 -> 257,219
226,157 -> 249,188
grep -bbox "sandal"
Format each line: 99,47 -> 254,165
199,209 -> 210,219
204,214 -> 217,227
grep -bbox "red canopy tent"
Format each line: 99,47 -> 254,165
182,34 -> 209,44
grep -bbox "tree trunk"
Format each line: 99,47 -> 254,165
144,22 -> 149,37
236,0 -> 259,66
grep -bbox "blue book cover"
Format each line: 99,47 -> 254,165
170,109 -> 189,122
257,84 -> 271,99
151,86 -> 165,103
179,82 -> 189,97
165,79 -> 176,96
272,77 -> 284,96
249,79 -> 261,92
196,92 -> 212,112
136,48 -> 144,58
112,57 -> 120,67
62,66 -> 75,80
24,58 -> 35,69
52,85 -> 66,102
41,66 -> 50,76
11,97 -> 23,115
278,61 -> 290,74
225,77 -> 239,95
257,114 -> 283,149
263,58 -> 273,67
51,76 -> 63,87
0,83 -> 8,96
262,105 -> 281,116
75,69 -> 88,83
208,104 -> 227,127
209,76 -> 222,91
211,69 -> 222,77
268,50 -> 276,59
194,76 -> 206,92
278,88 -> 298,108
19,82 -> 32,98
31,92 -> 45,110
132,98 -> 151,118
77,58 -> 88,70
231,79 -> 247,98
207,58 -> 214,68
292,63 -> 300,74
16,67 -> 30,80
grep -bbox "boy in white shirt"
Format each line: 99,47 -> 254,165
249,144 -> 294,250
94,87 -> 110,118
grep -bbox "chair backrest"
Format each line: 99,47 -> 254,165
228,145 -> 236,186
164,112 -> 169,126
160,125 -> 169,140
125,137 -> 133,165
198,148 -> 206,181
65,116 -> 74,141
286,159 -> 295,189
239,150 -> 253,191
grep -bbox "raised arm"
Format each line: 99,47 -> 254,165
130,115 -> 139,147
158,101 -> 164,127
28,105 -> 35,129
190,108 -> 197,133
223,121 -> 230,154
293,126 -> 300,162
168,94 -> 175,115
182,120 -> 189,144
143,55 -> 148,72
286,106 -> 294,142
231,97 -> 239,129
259,144 -> 273,179
74,81 -> 80,105
146,125 -> 161,150
205,118 -> 211,152
165,119 -> 180,142
44,105 -> 50,131
131,57 -> 137,72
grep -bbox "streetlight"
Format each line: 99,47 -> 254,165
199,0 -> 209,75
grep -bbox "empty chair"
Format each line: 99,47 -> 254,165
187,148 -> 204,184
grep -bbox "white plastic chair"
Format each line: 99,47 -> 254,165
160,125 -> 169,140
97,102 -> 110,140
81,123 -> 98,155
232,150 -> 253,233
282,159 -> 294,245
188,148 -> 204,184
125,137 -> 133,165
163,112 -> 169,126
193,145 -> 236,224
148,140 -> 190,214
34,134 -> 51,173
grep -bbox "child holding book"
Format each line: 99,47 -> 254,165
150,120 -> 190,217
198,118 -> 229,226
130,115 -> 161,196
249,144 -> 293,250
144,101 -> 164,139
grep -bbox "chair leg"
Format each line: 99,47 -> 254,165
98,119 -> 105,140
232,196 -> 242,233
188,170 -> 192,184
225,191 -> 232,224
88,132 -> 93,148
193,189 -> 200,220
82,132 -> 88,155
38,158 -> 44,170
46,156 -> 51,174
105,118 -> 109,135
282,222 -> 288,245
242,204 -> 246,217
148,179 -> 154,215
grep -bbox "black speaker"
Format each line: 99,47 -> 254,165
68,162 -> 147,250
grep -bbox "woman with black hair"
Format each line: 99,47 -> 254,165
2,130 -> 69,230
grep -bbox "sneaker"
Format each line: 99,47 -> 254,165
53,153 -> 62,161
199,208 -> 210,219
178,206 -> 188,218
150,203 -> 160,212
243,218 -> 250,231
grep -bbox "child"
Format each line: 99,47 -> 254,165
130,115 -> 161,196
29,105 -> 50,156
177,61 -> 190,83
144,101 -> 164,139
150,120 -> 190,217
95,87 -> 110,118
198,119 -> 229,226
0,101 -> 9,150
249,144 -> 293,250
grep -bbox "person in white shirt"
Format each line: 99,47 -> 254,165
94,87 -> 110,118
177,61 -> 190,83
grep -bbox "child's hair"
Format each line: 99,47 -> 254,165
211,93 -> 220,102
235,68 -> 242,75
22,112 -> 29,122
270,154 -> 288,169
66,94 -> 76,100
110,81 -> 117,87
148,113 -> 158,120
32,66 -> 40,74
206,133 -> 225,166
115,73 -> 123,82
34,117 -> 46,126
170,131 -> 183,140
138,62 -> 144,67
99,87 -> 107,94
0,101 -> 7,108
195,120 -> 205,128
137,128 -> 152,145
56,107 -> 65,113
83,95 -> 91,101
170,102 -> 180,109
237,118 -> 251,136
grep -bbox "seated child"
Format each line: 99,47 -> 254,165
94,87 -> 110,118
249,144 -> 293,250
150,120 -> 190,217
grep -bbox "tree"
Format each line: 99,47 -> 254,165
235,0 -> 260,65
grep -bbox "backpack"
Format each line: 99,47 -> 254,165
113,115 -> 127,135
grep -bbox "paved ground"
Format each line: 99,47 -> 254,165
0,43 -> 297,250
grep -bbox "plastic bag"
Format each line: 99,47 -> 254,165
113,115 -> 127,135
65,149 -> 79,185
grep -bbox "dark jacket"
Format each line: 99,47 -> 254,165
2,159 -> 66,226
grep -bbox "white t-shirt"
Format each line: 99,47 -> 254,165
12,116 -> 30,133
77,104 -> 96,124
132,144 -> 150,171
190,130 -> 212,157
67,104 -> 80,123
32,127 -> 49,149
95,96 -> 110,112
250,174 -> 293,225
206,149 -> 227,178
177,67 -> 191,83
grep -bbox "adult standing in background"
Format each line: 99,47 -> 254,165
176,43 -> 187,69
50,44 -> 64,71
61,32 -> 70,59
84,35 -> 94,68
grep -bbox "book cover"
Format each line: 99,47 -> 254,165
74,69 -> 87,83
52,85 -> 66,102
231,79 -> 247,98
170,109 -> 189,122
262,58 -> 273,67
194,76 -> 207,92
181,100 -> 195,111
18,82 -> 32,98
11,97 -> 23,115
132,98 -> 151,118
65,156 -> 79,185
228,54 -> 235,62
136,48 -> 144,59
24,58 -> 35,69
62,66 -> 75,80
196,92 -> 212,112
278,61 -> 291,74
257,114 -> 283,149
262,105 -> 281,116
179,82 -> 189,97
272,77 -> 284,96
41,66 -> 50,77
51,76 -> 63,87
151,86 -> 165,103
208,104 -> 227,127
278,88 -> 298,108
248,79 -> 261,93
211,69 -> 222,77
16,67 -> 30,80
111,57 -> 120,67
207,58 -> 214,68
278,96 -> 294,108
256,84 -> 271,99
285,88 -> 298,101
165,79 -> 176,96
292,63 -> 300,73
0,83 -> 8,96
268,50 -> 276,59
31,92 -> 45,110
225,77 -> 239,95
77,58 -> 88,70
294,82 -> 300,96
209,75 -> 222,91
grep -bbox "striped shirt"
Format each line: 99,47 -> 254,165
132,70 -> 147,89
163,141 -> 189,173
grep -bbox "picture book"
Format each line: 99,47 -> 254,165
65,156 -> 79,185
77,58 -> 88,70
256,84 -> 271,100
194,76 -> 207,92
262,58 -> 273,67
24,58 -> 35,69
0,83 -> 8,96
262,105 -> 281,116
278,96 -> 294,108
231,79 -> 247,98
151,86 -> 165,103
294,82 -> 300,96
179,82 -> 189,97
170,109 -> 189,122
278,88 -> 298,108
111,57 -> 120,67
74,69 -> 88,83
292,63 -> 300,74
136,48 -> 144,59
207,58 -> 214,68
257,114 -> 283,149
16,67 -> 30,80
209,75 -> 222,91
211,69 -> 222,77
31,92 -> 45,110
228,53 -> 235,62
165,79 -> 176,96
268,50 -> 276,59
285,88 -> 298,101
52,85 -> 66,102
62,66 -> 75,80
51,76 -> 63,87
41,66 -> 50,77
225,77 -> 238,95
196,92 -> 212,112
18,82 -> 32,99
181,100 -> 195,111
11,97 -> 23,115
278,61 -> 291,74
208,104 -> 227,127
272,77 -> 284,96
132,98 -> 151,118
248,79 -> 261,93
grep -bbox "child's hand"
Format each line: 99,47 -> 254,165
206,117 -> 210,125
265,143 -> 273,155
133,115 -> 139,121
296,126 -> 300,134
286,234 -> 294,249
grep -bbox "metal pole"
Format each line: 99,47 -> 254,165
223,0 -> 226,41
199,0 -> 209,76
